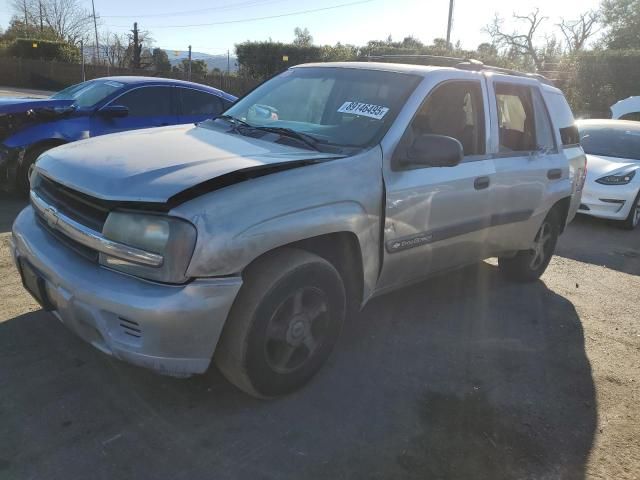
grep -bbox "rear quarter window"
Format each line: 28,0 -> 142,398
542,89 -> 579,146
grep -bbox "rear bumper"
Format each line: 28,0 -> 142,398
11,206 -> 242,377
578,183 -> 639,221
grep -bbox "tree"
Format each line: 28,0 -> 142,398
102,31 -> 128,67
175,58 -> 207,75
485,9 -> 548,71
151,48 -> 171,71
293,27 -> 312,47
559,11 -> 600,52
11,0 -> 93,45
600,0 -> 640,49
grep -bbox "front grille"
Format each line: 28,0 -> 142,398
35,174 -> 111,231
36,215 -> 98,262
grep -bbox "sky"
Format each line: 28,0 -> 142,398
1,0 -> 603,56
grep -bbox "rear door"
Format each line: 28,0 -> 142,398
377,73 -> 496,292
91,85 -> 178,136
485,75 -> 563,251
176,87 -> 226,124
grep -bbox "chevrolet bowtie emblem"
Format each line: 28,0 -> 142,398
43,206 -> 59,228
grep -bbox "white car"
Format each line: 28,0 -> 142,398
577,119 -> 640,229
611,96 -> 640,121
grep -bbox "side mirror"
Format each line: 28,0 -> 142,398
404,134 -> 464,168
98,104 -> 129,118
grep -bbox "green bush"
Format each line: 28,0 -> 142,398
8,38 -> 80,63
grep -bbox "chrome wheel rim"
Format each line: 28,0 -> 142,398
633,199 -> 640,227
530,221 -> 553,270
264,287 -> 329,374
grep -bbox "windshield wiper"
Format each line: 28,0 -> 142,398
250,126 -> 322,152
216,114 -> 252,128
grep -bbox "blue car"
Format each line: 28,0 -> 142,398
0,76 -> 237,194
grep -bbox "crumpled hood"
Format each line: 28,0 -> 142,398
35,123 -> 343,203
0,97 -> 74,114
586,154 -> 640,181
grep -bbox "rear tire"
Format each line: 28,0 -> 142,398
215,248 -> 346,398
18,144 -> 52,197
498,211 -> 560,283
620,190 -> 640,230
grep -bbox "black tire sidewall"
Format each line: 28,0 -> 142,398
244,262 -> 345,397
19,145 -> 50,196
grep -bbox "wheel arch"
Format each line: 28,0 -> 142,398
549,196 -> 572,234
21,138 -> 68,167
242,232 -> 365,313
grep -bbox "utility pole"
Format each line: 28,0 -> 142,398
187,45 -> 192,81
91,0 -> 100,64
446,0 -> 454,48
80,40 -> 86,82
132,22 -> 141,69
39,0 -> 43,32
23,0 -> 28,34
227,49 -> 230,89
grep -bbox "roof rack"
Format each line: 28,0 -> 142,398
365,54 -> 554,86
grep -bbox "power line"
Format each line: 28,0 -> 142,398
104,0 -> 375,29
99,0 -> 287,18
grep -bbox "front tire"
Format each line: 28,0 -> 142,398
215,248 -> 346,398
620,190 -> 640,230
498,212 -> 560,283
18,144 -> 52,197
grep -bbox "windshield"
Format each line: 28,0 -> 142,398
222,67 -> 421,150
50,79 -> 125,108
579,124 -> 640,161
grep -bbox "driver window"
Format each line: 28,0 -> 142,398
407,81 -> 486,157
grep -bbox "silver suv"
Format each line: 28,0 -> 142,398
11,62 -> 586,398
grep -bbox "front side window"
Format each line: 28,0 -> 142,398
178,88 -> 223,116
220,67 -> 421,150
113,86 -> 172,117
405,80 -> 486,157
495,83 -> 536,152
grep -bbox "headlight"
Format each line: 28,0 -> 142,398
99,211 -> 197,283
596,169 -> 636,185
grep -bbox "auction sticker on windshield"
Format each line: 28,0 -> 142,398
338,101 -> 389,120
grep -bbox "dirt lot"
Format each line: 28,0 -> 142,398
0,193 -> 638,480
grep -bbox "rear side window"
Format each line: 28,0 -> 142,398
178,88 -> 224,116
542,89 -> 579,146
531,88 -> 556,151
113,86 -> 172,117
495,83 -> 536,152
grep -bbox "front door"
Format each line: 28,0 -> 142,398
377,77 -> 496,292
91,85 -> 178,136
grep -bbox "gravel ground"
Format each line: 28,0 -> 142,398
0,196 -> 638,480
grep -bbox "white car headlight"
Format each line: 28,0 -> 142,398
596,168 -> 637,185
100,211 -> 197,283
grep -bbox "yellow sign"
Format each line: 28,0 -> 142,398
282,55 -> 289,62
32,42 -> 38,48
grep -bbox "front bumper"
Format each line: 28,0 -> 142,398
578,182 -> 639,221
11,206 -> 242,377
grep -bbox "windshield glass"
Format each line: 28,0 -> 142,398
221,67 -> 421,150
50,80 -> 125,108
579,124 -> 640,161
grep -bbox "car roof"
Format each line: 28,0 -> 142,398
576,119 -> 640,131
294,61 -> 445,77
93,76 -> 237,100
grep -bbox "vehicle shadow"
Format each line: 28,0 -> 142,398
0,192 -> 27,234
557,214 -> 640,276
0,263 -> 596,480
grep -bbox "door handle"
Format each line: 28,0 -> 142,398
474,176 -> 490,190
547,168 -> 562,180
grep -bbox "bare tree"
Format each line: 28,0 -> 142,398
559,11 -> 600,53
101,31 -> 128,68
11,0 -> 92,44
486,8 -> 547,71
